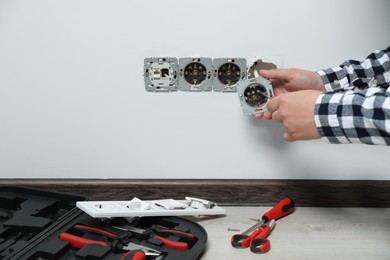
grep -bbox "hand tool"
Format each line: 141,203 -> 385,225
112,225 -> 189,250
59,233 -> 146,260
59,225 -> 161,259
231,219 -> 275,250
249,219 -> 275,253
150,225 -> 195,245
70,224 -> 130,246
231,197 -> 294,249
72,224 -> 119,239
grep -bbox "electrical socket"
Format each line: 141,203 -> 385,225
178,57 -> 213,91
212,58 -> 247,92
236,76 -> 274,116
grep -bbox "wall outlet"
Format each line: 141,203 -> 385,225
178,57 -> 213,91
212,58 -> 247,92
236,76 -> 274,116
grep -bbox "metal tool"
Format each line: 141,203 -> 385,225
231,198 -> 295,252
241,197 -> 294,236
231,220 -> 275,249
151,225 -> 195,245
122,242 -> 161,255
112,225 -> 190,250
249,220 -> 275,253
59,225 -> 161,260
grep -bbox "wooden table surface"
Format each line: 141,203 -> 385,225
189,207 -> 390,260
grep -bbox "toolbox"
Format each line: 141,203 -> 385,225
0,186 -> 208,260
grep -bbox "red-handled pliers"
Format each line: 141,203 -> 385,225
112,225 -> 190,251
59,224 -> 160,259
59,232 -> 146,260
249,219 -> 275,253
231,219 -> 276,253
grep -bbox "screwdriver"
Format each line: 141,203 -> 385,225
262,197 -> 294,222
231,197 -> 294,248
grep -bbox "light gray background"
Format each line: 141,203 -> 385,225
0,0 -> 389,179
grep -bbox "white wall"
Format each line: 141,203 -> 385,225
0,0 -> 389,179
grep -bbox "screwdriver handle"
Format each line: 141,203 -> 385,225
261,198 -> 295,223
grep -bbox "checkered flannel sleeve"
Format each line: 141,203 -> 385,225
314,46 -> 390,145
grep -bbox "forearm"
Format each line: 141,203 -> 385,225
317,46 -> 390,92
314,87 -> 390,145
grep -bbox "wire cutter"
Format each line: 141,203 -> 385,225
112,225 -> 193,250
231,219 -> 276,253
59,224 -> 161,260
230,197 -> 295,254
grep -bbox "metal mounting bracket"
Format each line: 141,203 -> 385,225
236,76 -> 274,116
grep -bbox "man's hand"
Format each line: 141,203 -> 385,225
254,68 -> 325,120
266,90 -> 322,142
260,68 -> 325,93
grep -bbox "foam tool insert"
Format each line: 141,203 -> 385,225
0,187 -> 208,260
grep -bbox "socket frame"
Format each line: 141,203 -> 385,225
144,57 -> 179,92
212,58 -> 247,92
236,76 -> 274,116
179,57 -> 213,91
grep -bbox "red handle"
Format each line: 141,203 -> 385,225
154,235 -> 189,250
250,225 -> 272,253
73,224 -> 117,237
262,198 -> 295,222
59,232 -> 107,248
250,238 -> 271,253
254,226 -> 271,239
159,229 -> 195,241
120,250 -> 146,260
231,226 -> 269,248
158,229 -> 195,244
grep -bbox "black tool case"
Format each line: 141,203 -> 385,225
0,187 -> 207,260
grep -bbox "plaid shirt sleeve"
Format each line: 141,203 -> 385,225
314,46 -> 390,145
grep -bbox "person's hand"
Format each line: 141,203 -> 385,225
254,68 -> 324,120
260,68 -> 325,93
266,90 -> 322,142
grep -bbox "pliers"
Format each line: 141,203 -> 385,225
231,219 -> 276,253
59,224 -> 161,259
112,225 -> 194,250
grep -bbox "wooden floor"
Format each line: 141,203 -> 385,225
190,207 -> 390,260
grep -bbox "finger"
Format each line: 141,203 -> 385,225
283,132 -> 296,142
259,69 -> 292,81
263,111 -> 272,120
254,113 -> 264,120
273,86 -> 288,96
266,96 -> 280,113
271,110 -> 282,123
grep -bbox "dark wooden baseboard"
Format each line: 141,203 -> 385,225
0,179 -> 389,207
